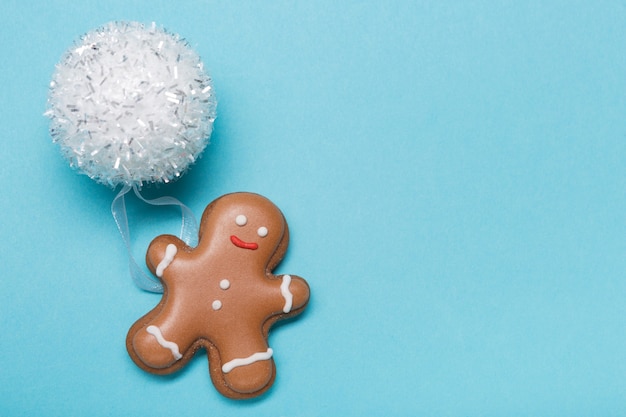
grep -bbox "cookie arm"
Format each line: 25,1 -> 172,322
276,274 -> 310,314
145,234 -> 186,285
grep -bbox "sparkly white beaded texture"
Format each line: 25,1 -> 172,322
45,21 -> 217,187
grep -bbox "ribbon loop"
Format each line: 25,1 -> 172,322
111,185 -> 198,293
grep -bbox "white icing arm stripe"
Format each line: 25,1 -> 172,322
146,325 -> 183,360
222,348 -> 273,373
280,275 -> 293,313
156,244 -> 177,277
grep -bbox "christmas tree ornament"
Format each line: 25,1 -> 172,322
45,22 -> 309,399
45,21 -> 217,291
45,21 -> 216,188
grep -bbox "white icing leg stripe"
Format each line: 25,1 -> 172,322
280,275 -> 293,313
156,244 -> 177,277
146,325 -> 183,360
222,348 -> 273,373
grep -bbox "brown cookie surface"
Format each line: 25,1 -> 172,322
126,192 -> 310,399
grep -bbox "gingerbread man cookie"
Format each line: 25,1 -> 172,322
126,192 -> 310,399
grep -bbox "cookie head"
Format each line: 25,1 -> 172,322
199,193 -> 287,267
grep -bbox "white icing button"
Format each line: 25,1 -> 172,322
235,214 -> 247,226
212,300 -> 222,310
220,279 -> 230,290
257,226 -> 268,237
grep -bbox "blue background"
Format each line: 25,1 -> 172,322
1,1 -> 625,415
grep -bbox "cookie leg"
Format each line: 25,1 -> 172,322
130,322 -> 185,370
213,338 -> 276,396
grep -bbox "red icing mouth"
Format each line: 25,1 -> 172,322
230,235 -> 258,250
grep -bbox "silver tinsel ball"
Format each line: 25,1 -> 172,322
45,21 -> 217,187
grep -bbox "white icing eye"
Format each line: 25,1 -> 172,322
257,226 -> 268,237
235,214 -> 247,226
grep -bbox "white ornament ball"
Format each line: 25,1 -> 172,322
45,21 -> 217,187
